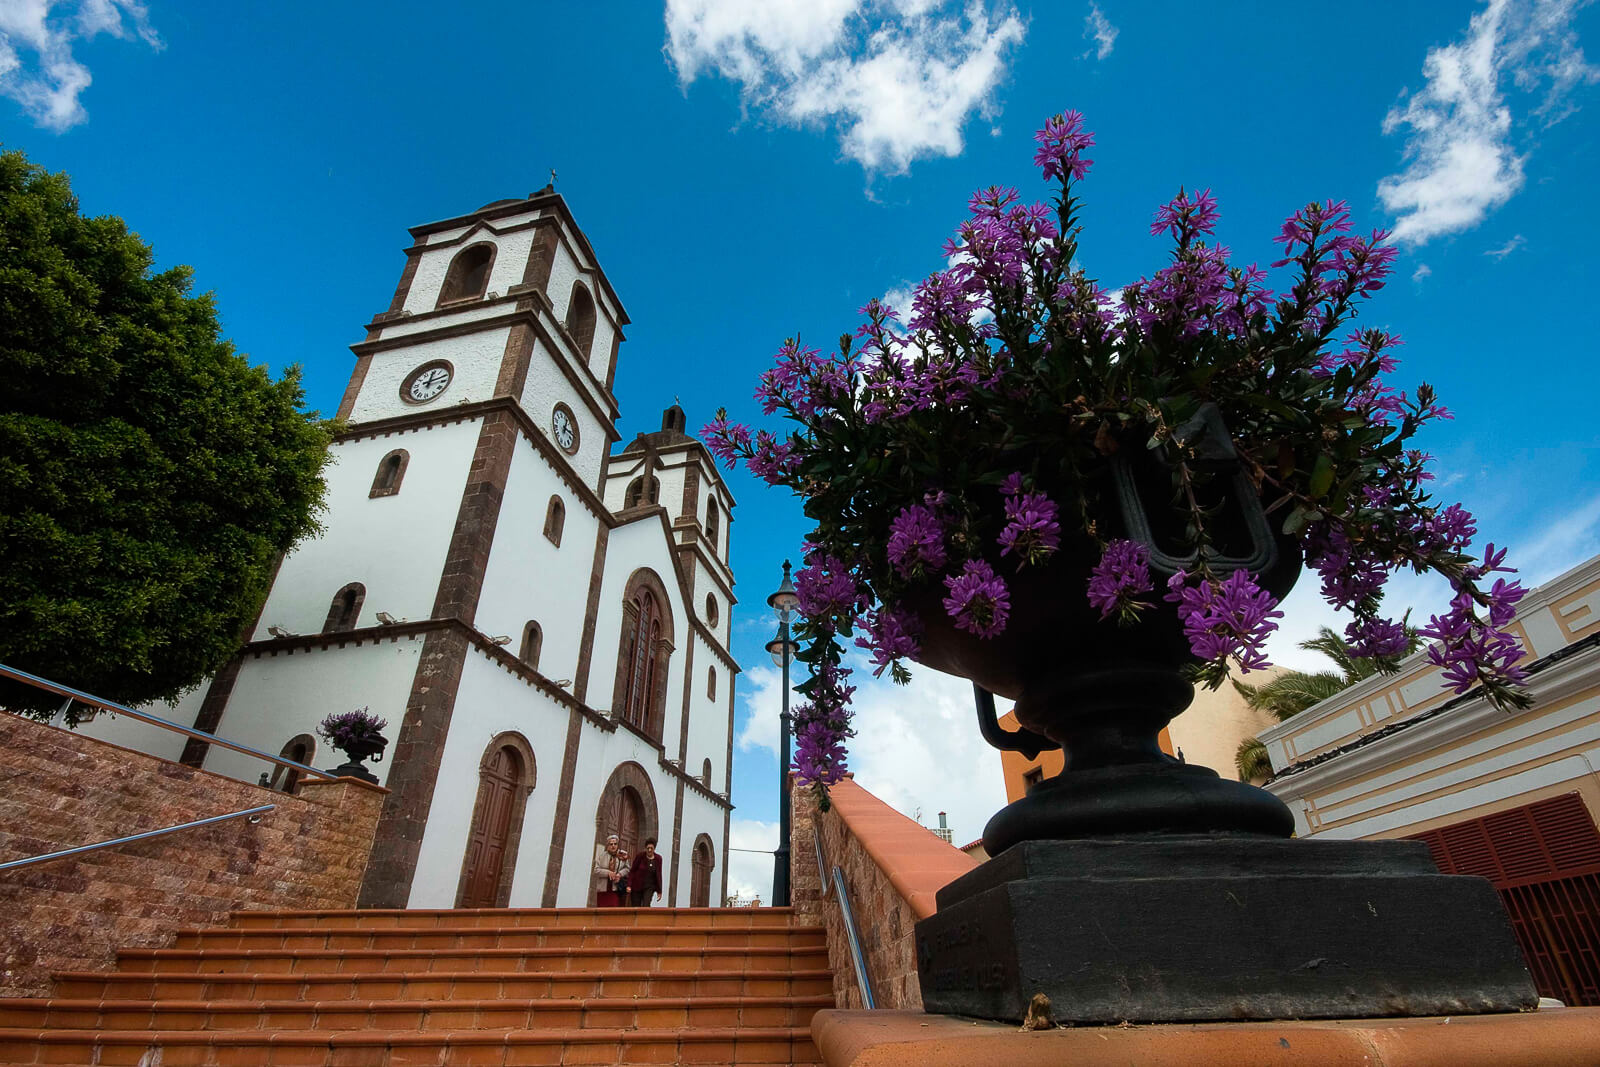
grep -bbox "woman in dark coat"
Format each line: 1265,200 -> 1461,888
628,837 -> 665,906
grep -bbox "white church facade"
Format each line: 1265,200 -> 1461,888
86,188 -> 739,910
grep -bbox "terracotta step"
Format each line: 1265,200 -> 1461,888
0,1024 -> 822,1065
50,966 -> 835,1003
231,906 -> 801,930
116,944 -> 828,976
0,993 -> 833,1032
169,923 -> 825,952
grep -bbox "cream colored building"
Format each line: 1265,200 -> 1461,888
1261,554 -> 1600,1006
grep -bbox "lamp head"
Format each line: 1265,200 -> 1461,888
765,632 -> 800,667
767,559 -> 800,620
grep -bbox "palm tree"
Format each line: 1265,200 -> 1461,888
1233,626 -> 1419,782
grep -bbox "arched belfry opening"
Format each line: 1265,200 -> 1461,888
438,243 -> 495,305
566,282 -> 597,356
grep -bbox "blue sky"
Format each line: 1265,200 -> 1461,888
3,0 -> 1597,899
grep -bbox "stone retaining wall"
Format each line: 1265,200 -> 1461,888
0,712 -> 385,997
792,775 -> 978,1010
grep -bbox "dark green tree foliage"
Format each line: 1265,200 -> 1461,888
0,149 -> 331,715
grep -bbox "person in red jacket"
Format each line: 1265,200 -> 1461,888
628,837 -> 665,907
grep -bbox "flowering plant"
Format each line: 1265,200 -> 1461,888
706,111 -> 1528,790
316,707 -> 389,759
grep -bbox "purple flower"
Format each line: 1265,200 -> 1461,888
1086,539 -> 1152,621
855,605 -> 922,678
998,488 -> 1061,565
1150,187 -> 1220,245
793,715 -> 849,786
795,556 -> 867,621
1032,111 -> 1095,183
943,560 -> 1011,638
317,708 -> 388,752
1345,616 -> 1410,660
700,415 -> 751,470
887,503 -> 948,578
1420,587 -> 1528,695
1164,569 -> 1283,673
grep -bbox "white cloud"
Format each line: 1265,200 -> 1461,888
1511,491 -> 1600,584
726,816 -> 778,904
1083,2 -> 1117,61
664,0 -> 1026,175
736,644 -> 1009,851
1412,263 -> 1434,282
0,0 -> 160,131
843,655 -> 1008,850
735,661 -> 792,755
1485,232 -> 1528,257
1377,0 -> 1597,245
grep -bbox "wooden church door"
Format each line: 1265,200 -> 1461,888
459,745 -> 522,907
690,840 -> 713,907
616,786 -> 644,859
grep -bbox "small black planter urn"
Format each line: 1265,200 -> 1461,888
327,736 -> 386,784
909,407 -> 1536,1024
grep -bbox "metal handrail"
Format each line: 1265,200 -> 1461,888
831,865 -> 877,1009
813,823 -> 877,1008
0,804 -> 276,873
0,662 -> 338,783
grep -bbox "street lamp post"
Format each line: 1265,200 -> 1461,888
765,560 -> 801,907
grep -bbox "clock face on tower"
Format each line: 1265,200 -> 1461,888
552,404 -> 579,454
401,361 -> 453,404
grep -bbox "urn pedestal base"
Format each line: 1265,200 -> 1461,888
327,759 -> 379,784
914,836 -> 1537,1024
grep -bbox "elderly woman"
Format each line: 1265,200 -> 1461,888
592,834 -> 629,906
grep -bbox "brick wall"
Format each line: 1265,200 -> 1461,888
792,775 -> 979,1010
0,713 -> 385,997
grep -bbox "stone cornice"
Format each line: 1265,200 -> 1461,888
662,755 -> 733,809
352,305 -> 622,436
243,617 -> 617,733
1265,638 -> 1600,798
335,398 -> 614,522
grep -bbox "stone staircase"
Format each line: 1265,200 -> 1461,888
0,907 -> 830,1065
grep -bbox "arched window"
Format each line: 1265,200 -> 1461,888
543,496 -> 565,547
565,282 -> 597,356
369,449 -> 410,498
705,498 -> 720,554
701,758 -> 713,787
324,582 -> 365,632
624,476 -> 661,510
519,621 -> 542,670
704,594 -> 719,628
268,734 -> 316,793
707,666 -> 716,700
456,733 -> 536,908
437,243 -> 495,306
690,834 -> 716,908
612,570 -> 674,741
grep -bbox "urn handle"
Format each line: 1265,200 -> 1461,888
973,683 -> 1057,758
1112,402 -> 1279,578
